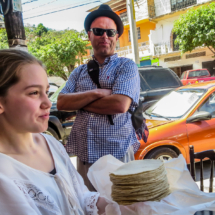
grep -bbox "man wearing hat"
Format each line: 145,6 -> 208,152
57,4 -> 140,191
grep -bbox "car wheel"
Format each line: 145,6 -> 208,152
145,147 -> 178,161
43,127 -> 59,140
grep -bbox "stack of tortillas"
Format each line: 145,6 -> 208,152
109,159 -> 171,205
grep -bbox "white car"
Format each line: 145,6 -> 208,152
48,83 -> 59,98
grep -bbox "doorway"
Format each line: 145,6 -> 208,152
170,64 -> 193,77
202,60 -> 215,76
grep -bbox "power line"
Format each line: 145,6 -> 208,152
23,0 -> 93,14
23,0 -> 58,12
24,0 -> 101,20
22,0 -> 38,5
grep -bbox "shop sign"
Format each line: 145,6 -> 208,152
141,56 -> 151,61
152,58 -> 159,66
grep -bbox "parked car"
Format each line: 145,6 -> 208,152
180,68 -> 215,86
139,66 -> 183,110
48,82 -> 59,98
135,81 -> 215,163
44,83 -> 76,144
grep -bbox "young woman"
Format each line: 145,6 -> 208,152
0,49 -> 108,215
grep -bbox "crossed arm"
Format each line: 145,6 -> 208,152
57,89 -> 132,115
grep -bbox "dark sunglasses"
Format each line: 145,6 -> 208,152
89,28 -> 118,37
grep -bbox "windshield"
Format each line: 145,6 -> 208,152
139,68 -> 181,90
188,70 -> 209,78
145,89 -> 206,119
49,82 -> 66,103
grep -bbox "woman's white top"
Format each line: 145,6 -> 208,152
0,134 -> 100,215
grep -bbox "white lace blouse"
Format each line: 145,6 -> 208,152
0,134 -> 100,215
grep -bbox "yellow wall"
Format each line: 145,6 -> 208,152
119,21 -> 156,47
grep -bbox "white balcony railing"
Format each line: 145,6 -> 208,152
115,42 -> 150,57
152,0 -> 212,18
153,41 -> 180,56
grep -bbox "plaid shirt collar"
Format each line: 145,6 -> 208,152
92,53 -> 118,66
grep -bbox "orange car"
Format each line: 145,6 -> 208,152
135,81 -> 215,163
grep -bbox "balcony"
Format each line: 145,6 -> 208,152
115,42 -> 150,57
119,0 -> 148,26
119,11 -> 129,26
151,0 -> 201,18
154,40 -> 180,56
171,0 -> 197,11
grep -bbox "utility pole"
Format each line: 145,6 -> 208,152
126,0 -> 140,67
0,0 -> 27,50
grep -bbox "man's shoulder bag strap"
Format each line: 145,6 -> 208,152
87,60 -> 114,125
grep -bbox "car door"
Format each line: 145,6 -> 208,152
186,91 -> 215,153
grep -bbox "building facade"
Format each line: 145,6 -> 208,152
85,0 -> 215,76
149,0 -> 215,76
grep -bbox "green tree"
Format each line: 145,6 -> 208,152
0,28 -> 8,49
35,23 -> 48,37
173,2 -> 215,56
28,29 -> 89,80
0,24 -> 89,80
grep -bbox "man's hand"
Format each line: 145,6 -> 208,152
96,89 -> 112,97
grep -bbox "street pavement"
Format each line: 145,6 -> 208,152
70,156 -> 215,193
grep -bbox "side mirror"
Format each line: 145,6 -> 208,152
140,96 -> 145,102
186,111 -> 212,123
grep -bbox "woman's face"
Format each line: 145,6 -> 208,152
0,63 -> 52,134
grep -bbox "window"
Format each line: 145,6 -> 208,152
139,68 -> 180,89
145,89 -> 205,118
171,0 -> 197,12
129,27 -> 141,41
181,71 -> 187,79
188,70 -> 209,78
172,33 -> 179,51
119,11 -> 128,23
196,92 -> 215,118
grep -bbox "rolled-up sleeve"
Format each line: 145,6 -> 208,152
112,60 -> 140,105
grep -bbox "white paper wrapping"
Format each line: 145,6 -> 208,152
88,154 -> 215,215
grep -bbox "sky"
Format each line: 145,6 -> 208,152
22,0 -> 109,32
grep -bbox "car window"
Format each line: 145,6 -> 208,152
139,69 -> 180,89
196,92 -> 215,118
181,71 -> 186,79
188,70 -> 209,78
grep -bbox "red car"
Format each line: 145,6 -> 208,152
181,69 -> 215,85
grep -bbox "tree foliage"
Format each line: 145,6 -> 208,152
0,23 -> 90,80
0,28 -> 8,49
28,28 -> 89,80
173,2 -> 215,56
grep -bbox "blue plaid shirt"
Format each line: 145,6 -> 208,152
61,54 -> 140,163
